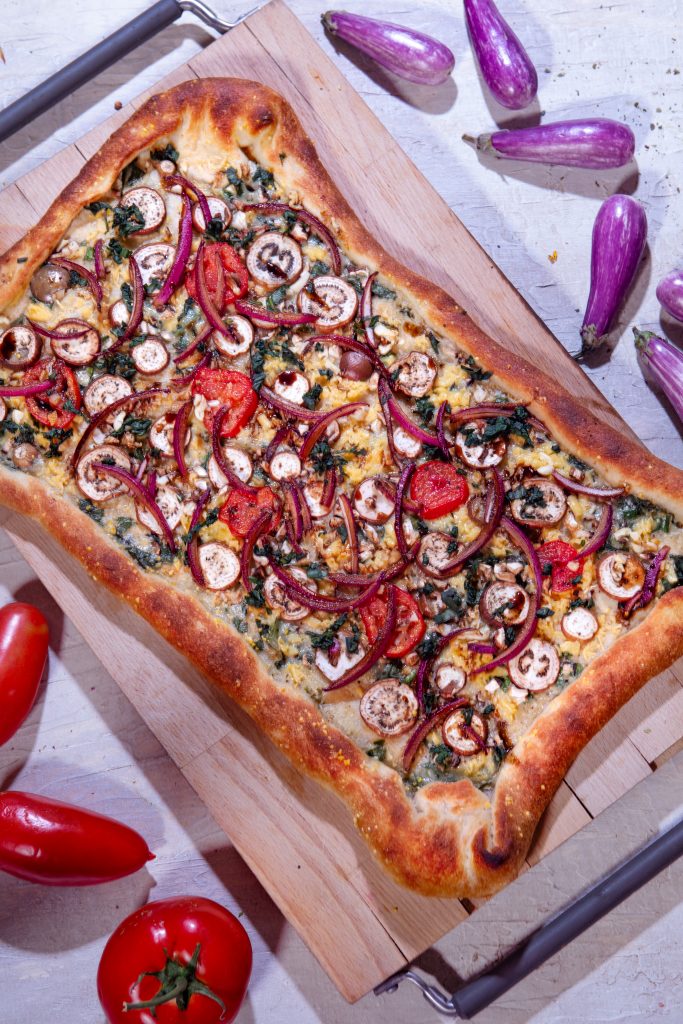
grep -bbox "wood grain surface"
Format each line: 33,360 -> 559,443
1,0 -> 682,1005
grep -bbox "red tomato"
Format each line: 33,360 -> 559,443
409,460 -> 470,521
219,487 -> 282,539
0,602 -> 49,745
360,587 -> 426,658
97,896 -> 252,1024
185,243 -> 248,310
0,791 -> 153,885
24,356 -> 81,428
191,368 -> 258,438
537,540 -> 584,593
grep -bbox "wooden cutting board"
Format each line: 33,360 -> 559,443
1,0 -> 682,1003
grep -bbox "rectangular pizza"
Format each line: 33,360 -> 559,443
0,78 -> 681,898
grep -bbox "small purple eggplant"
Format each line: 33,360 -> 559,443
467,118 -> 635,169
656,269 -> 683,323
464,0 -> 537,110
634,329 -> 683,424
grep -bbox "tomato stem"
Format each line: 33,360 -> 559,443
124,976 -> 188,1011
123,943 -> 226,1015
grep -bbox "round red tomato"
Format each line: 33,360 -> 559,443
219,486 -> 282,539
97,896 -> 252,1024
0,602 -> 48,745
191,368 -> 258,438
537,540 -> 583,593
185,243 -> 248,310
360,586 -> 426,659
24,356 -> 81,428
409,460 -> 469,521
536,540 -> 579,566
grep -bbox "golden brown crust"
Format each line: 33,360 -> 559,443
1,77 -> 682,898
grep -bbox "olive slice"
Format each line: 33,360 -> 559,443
119,187 -> 166,235
479,581 -> 530,626
597,552 -> 645,601
50,318 -> 100,367
264,567 -> 309,621
198,542 -> 241,590
298,276 -> 358,331
443,708 -> 488,756
30,263 -> 71,304
509,638 -> 560,692
359,680 -> 419,737
84,374 -> 133,417
76,444 -> 131,502
510,478 -> 566,528
131,337 -> 169,376
0,325 -> 41,370
353,476 -> 394,524
246,232 -> 303,290
393,351 -> 437,398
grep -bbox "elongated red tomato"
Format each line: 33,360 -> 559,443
410,460 -> 469,520
360,587 -> 425,658
0,602 -> 49,745
98,896 -> 252,1024
185,243 -> 248,309
0,791 -> 154,885
191,368 -> 258,438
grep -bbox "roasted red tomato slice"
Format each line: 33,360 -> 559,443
24,356 -> 81,428
537,540 -> 583,593
192,368 -> 258,438
219,487 -> 282,539
360,586 -> 426,659
185,242 -> 248,309
409,460 -> 469,521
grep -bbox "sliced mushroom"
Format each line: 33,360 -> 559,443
246,231 -> 303,290
273,370 -> 310,406
0,325 -> 41,370
561,607 -> 599,642
479,581 -> 530,627
131,337 -> 169,376
359,680 -> 418,736
443,708 -> 488,756
133,243 -> 175,288
467,494 -> 487,524
149,412 -> 180,456
298,276 -> 358,331
137,486 -> 183,535
108,300 -> 130,329
50,319 -> 100,367
509,638 -> 560,692
339,349 -> 373,381
315,642 -> 367,682
269,447 -> 302,481
455,420 -> 506,469
192,196 -> 231,233
76,444 -> 132,502
30,263 -> 71,304
434,664 -> 467,697
493,558 -> 525,582
208,445 -> 253,489
419,532 -> 457,577
0,398 -> 5,423
393,351 -> 437,398
597,552 -> 645,601
353,477 -> 394,524
120,187 -> 166,235
12,442 -> 39,469
303,479 -> 334,519
264,567 -> 309,621
198,542 -> 241,590
84,375 -> 133,417
393,425 -> 422,459
212,316 -> 254,358
510,478 -> 566,528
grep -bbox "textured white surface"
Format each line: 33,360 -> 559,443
0,2 -> 682,1022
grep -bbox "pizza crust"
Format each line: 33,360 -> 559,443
1,78 -> 682,898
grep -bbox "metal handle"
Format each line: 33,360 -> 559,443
0,1 -> 262,144
375,816 -> 683,1019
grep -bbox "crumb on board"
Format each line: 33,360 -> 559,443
114,100 -> 122,110
548,250 -> 558,264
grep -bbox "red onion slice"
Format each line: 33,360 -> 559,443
242,202 -> 342,275
423,469 -> 504,578
163,173 -> 212,228
623,546 -> 670,619
71,386 -> 167,470
186,488 -> 211,587
579,503 -> 613,559
435,400 -> 450,452
385,392 -> 444,450
171,351 -> 211,389
324,585 -> 398,692
94,239 -> 106,281
268,558 -> 382,614
321,467 -> 337,508
110,255 -> 144,349
92,462 -> 176,551
394,463 -> 414,559
234,298 -> 316,327
337,493 -> 359,573
241,510 -> 274,592
259,385 -> 323,422
154,193 -> 192,308
552,470 -> 624,500
415,628 -> 468,711
194,241 -> 234,337
299,402 -> 366,461
449,402 -> 546,435
173,324 -> 212,365
51,255 -> 102,309
402,697 -> 470,772
212,406 -> 259,497
172,400 -> 192,479
0,378 -> 54,398
27,318 -> 89,342
361,272 -> 377,349
303,334 -> 390,380
329,540 -> 419,588
283,482 -> 307,545
468,641 -> 497,655
264,423 -> 291,466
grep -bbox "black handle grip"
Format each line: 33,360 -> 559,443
0,0 -> 182,144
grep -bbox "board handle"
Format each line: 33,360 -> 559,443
0,0 -> 262,144
374,816 -> 683,1019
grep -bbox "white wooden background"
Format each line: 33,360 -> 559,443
0,2 -> 682,1022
